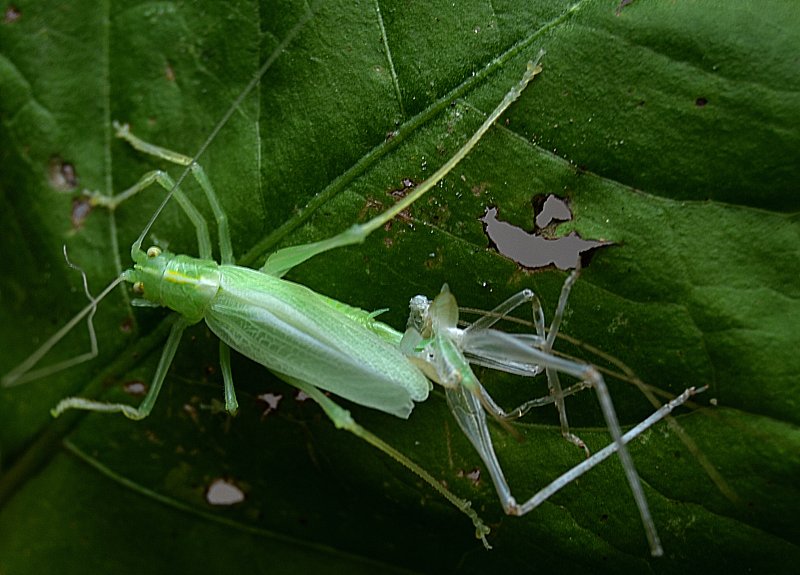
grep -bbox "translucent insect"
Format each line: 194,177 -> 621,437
2,43 -> 546,546
401,277 -> 703,557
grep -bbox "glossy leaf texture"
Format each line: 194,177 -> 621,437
1,1 -> 798,573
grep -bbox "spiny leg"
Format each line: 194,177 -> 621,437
52,317 -> 190,419
280,373 -> 492,549
260,55 -> 545,278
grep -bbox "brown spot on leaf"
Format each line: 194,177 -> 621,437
4,5 -> 21,23
48,156 -> 78,192
71,196 -> 92,229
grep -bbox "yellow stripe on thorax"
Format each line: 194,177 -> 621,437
164,270 -> 197,285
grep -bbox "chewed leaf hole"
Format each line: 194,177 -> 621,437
47,156 -> 78,192
257,392 -> 283,418
535,194 -> 572,228
206,478 -> 245,506
4,5 -> 20,23
123,380 -> 147,396
71,197 -> 92,229
457,467 -> 482,486
481,195 -> 611,270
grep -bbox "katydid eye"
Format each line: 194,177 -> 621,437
146,246 -> 161,258
133,281 -> 145,294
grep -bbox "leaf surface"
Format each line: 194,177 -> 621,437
1,1 -> 798,573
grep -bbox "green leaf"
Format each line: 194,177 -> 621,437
1,1 -> 798,573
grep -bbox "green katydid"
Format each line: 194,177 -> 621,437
2,42 -> 545,546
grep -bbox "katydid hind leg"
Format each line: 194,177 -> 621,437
260,56 -> 545,278
280,373 -> 493,549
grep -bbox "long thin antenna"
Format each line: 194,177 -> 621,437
2,269 -> 124,388
132,4 -> 319,255
2,6 -> 320,388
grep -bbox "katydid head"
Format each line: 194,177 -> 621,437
123,246 -> 172,307
123,247 -> 219,324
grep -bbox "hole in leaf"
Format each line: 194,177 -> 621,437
71,196 -> 92,229
206,478 -> 245,506
4,5 -> 21,23
257,392 -> 283,418
480,195 -> 611,270
123,380 -> 147,396
48,156 -> 78,192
